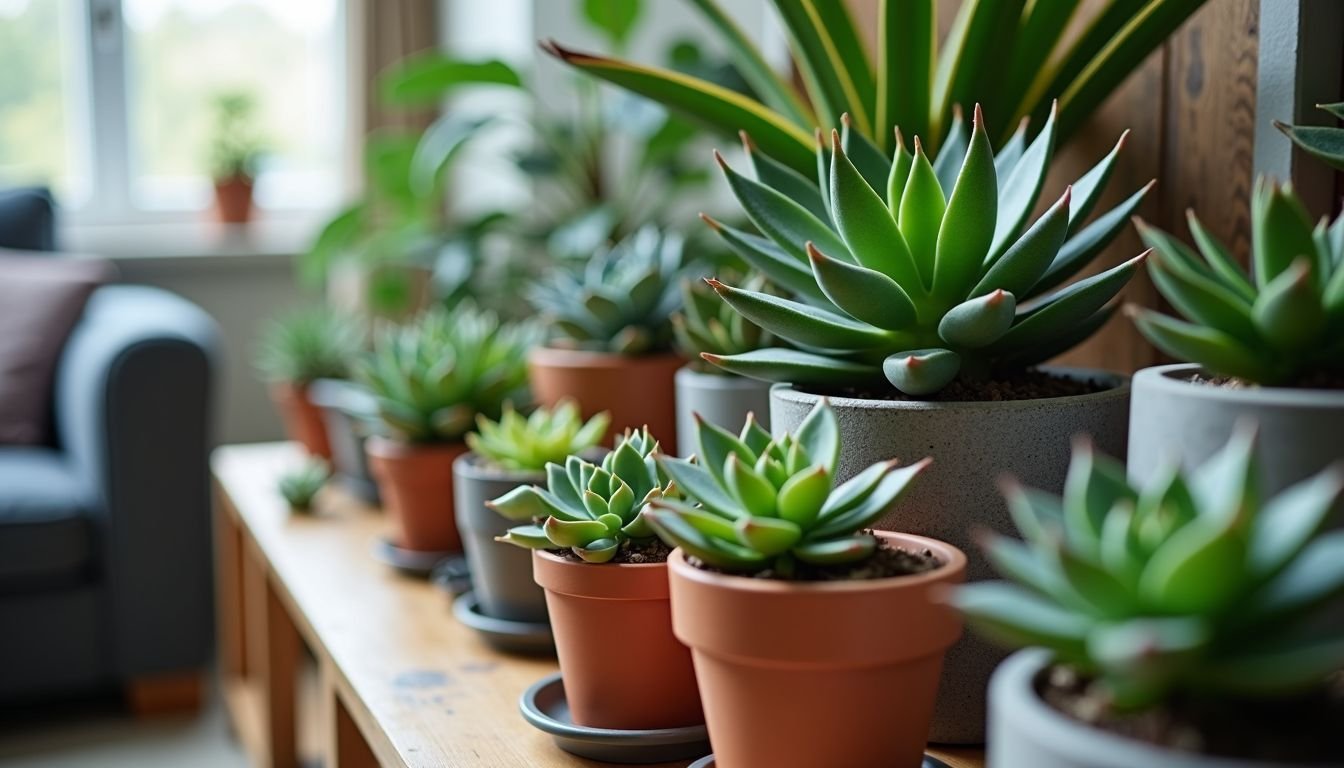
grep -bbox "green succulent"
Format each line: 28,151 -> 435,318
529,227 -> 688,354
357,305 -> 543,443
1275,102 -> 1344,171
700,105 -> 1148,395
672,275 -> 774,374
254,307 -> 364,384
646,401 -> 929,574
1132,178 -> 1344,386
954,428 -> 1344,711
466,400 -> 611,473
491,428 -> 677,563
278,459 -> 331,511
544,0 -> 1207,173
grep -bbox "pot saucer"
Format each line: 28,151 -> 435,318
430,554 -> 473,595
451,591 -> 554,656
520,673 -> 710,764
372,538 -> 459,579
688,754 -> 953,767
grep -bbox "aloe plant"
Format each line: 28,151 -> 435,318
672,276 -> 774,374
1131,178 -> 1344,386
544,0 -> 1208,175
1276,102 -> 1344,171
954,427 -> 1344,710
491,428 -> 677,563
645,401 -> 928,574
254,307 -> 364,384
466,401 -> 610,473
278,459 -> 331,511
701,105 -> 1149,395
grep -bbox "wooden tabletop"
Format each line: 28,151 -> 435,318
212,442 -> 984,768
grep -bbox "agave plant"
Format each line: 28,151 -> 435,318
646,401 -> 928,574
491,428 -> 676,563
701,105 -> 1149,395
672,276 -> 774,374
254,307 -> 364,384
1131,179 -> 1344,386
357,305 -> 543,444
544,0 -> 1208,175
278,459 -> 331,511
466,401 -> 610,473
954,427 -> 1344,710
1276,102 -> 1344,171
529,227 -> 688,355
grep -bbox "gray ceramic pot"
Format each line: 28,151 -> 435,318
309,378 -> 381,504
990,649 -> 1317,768
452,453 -> 548,623
1129,364 -> 1344,510
769,367 -> 1130,745
674,366 -> 773,457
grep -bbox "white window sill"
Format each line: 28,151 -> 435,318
61,215 -> 325,266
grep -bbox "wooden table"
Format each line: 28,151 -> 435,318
213,442 -> 985,768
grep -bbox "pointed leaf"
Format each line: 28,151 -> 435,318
794,400 -> 840,474
898,139 -> 945,288
1252,258 -> 1325,350
939,289 -> 1016,348
777,465 -> 831,528
989,104 -> 1057,261
1130,308 -> 1269,382
719,153 -> 850,261
792,533 -> 876,564
934,105 -> 999,304
703,348 -> 881,386
1028,181 -> 1153,298
829,134 -> 922,288
975,188 -> 1071,297
808,243 -> 917,330
883,348 -> 961,395
709,279 -> 893,349
876,0 -> 933,147
735,515 -> 801,555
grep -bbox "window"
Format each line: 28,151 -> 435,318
0,0 -> 349,225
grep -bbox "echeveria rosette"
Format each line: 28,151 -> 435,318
672,274 -> 776,374
954,427 -> 1344,711
491,428 -> 678,563
1131,178 -> 1344,386
645,401 -> 928,574
466,400 -> 610,473
701,104 -> 1150,395
278,459 -> 331,510
1275,102 -> 1344,171
254,307 -> 365,384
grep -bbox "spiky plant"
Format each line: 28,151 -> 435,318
646,401 -> 928,575
1276,102 -> 1344,171
254,307 -> 364,384
278,459 -> 331,511
699,105 -> 1148,395
543,0 -> 1208,174
529,227 -> 687,355
1132,179 -> 1344,386
357,305 -> 543,444
491,428 -> 677,563
672,276 -> 774,374
466,401 -> 610,473
954,428 -> 1344,710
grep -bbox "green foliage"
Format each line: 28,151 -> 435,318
254,307 -> 364,384
208,90 -> 263,180
646,401 -> 928,574
703,106 -> 1148,395
954,429 -> 1344,710
357,305 -> 542,444
491,428 -> 676,563
1275,103 -> 1344,172
1132,178 -> 1344,385
466,401 -> 610,473
529,227 -> 688,354
278,459 -> 330,511
582,0 -> 643,52
672,276 -> 774,374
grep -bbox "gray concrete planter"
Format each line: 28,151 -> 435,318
1129,364 -> 1344,507
309,378 -> 381,505
990,650 -> 1320,768
452,453 -> 549,623
674,366 -> 773,457
769,367 -> 1130,745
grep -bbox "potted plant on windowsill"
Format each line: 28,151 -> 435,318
359,305 -> 540,555
956,427 -> 1344,767
490,428 -> 702,730
208,90 -> 263,225
254,306 -> 365,460
527,226 -> 688,447
646,402 -> 965,768
1128,178 -> 1344,499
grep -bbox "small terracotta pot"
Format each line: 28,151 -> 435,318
270,381 -> 332,460
214,175 -> 253,224
527,346 -> 683,448
669,531 -> 966,768
366,436 -> 467,552
532,550 -> 702,730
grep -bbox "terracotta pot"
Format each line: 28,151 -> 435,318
527,347 -> 683,448
270,381 -> 333,460
532,550 -> 702,730
214,175 -> 253,224
669,531 -> 966,768
366,436 -> 467,552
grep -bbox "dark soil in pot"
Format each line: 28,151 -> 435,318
545,537 -> 673,565
688,535 -> 941,581
809,368 -> 1111,402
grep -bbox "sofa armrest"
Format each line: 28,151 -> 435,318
54,285 -> 221,678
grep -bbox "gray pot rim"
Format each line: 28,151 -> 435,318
675,365 -> 773,390
1135,364 -> 1344,409
453,451 -> 546,484
772,366 -> 1129,413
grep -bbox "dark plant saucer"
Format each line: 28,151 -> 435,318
520,673 -> 710,764
688,753 -> 953,767
372,538 -> 459,579
451,591 -> 553,656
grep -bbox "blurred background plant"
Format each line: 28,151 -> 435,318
207,90 -> 264,182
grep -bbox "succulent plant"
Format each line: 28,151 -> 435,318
491,428 -> 677,563
954,427 -> 1344,711
357,305 -> 543,443
254,307 -> 364,384
1275,102 -> 1344,171
699,105 -> 1148,395
278,459 -> 331,511
672,275 -> 774,374
528,226 -> 688,355
645,401 -> 928,574
466,401 -> 610,473
1131,178 -> 1344,386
